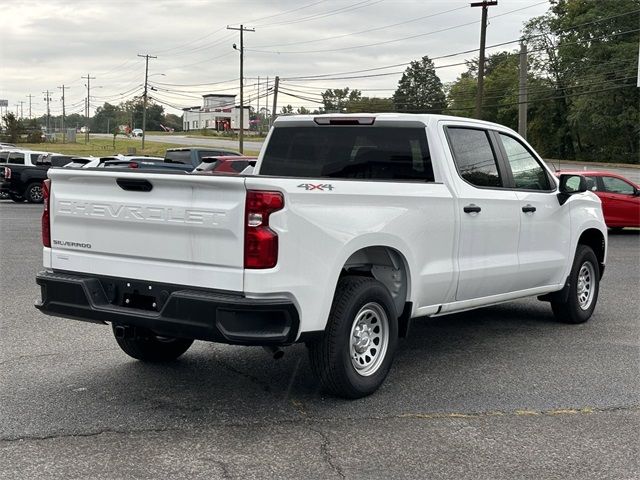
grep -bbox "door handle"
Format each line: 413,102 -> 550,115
116,178 -> 153,192
463,204 -> 481,214
522,204 -> 537,213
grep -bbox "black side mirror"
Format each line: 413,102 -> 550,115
558,174 -> 587,205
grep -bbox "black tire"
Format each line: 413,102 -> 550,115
112,325 -> 193,361
26,182 -> 44,203
551,245 -> 600,324
308,276 -> 399,399
9,192 -> 25,203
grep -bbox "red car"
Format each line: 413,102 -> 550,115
557,170 -> 640,229
194,156 -> 256,175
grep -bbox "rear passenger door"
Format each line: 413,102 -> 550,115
494,132 -> 570,290
445,126 -> 521,301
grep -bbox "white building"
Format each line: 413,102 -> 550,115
182,94 -> 250,132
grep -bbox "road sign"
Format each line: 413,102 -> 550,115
0,99 -> 8,107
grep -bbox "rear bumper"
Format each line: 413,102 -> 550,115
35,270 -> 300,346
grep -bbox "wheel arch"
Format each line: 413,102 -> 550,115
341,245 -> 413,336
577,228 -> 606,278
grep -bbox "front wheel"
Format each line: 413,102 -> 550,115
551,245 -> 600,324
112,325 -> 193,361
308,276 -> 399,399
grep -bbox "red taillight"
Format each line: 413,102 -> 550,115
128,162 -> 139,169
42,179 -> 51,247
244,190 -> 284,269
3,167 -> 11,179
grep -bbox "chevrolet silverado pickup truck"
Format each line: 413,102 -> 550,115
35,114 -> 607,398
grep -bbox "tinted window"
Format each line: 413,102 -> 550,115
602,176 -> 635,195
261,126 -> 434,181
231,161 -> 250,172
0,152 -> 8,163
499,134 -> 550,190
8,153 -> 25,165
165,150 -> 192,164
447,128 -> 501,187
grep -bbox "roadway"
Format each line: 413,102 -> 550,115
0,202 -> 638,479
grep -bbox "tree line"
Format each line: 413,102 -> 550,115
281,0 -> 639,163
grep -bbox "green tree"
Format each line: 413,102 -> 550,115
523,0 -> 640,162
1,112 -> 24,143
347,96 -> 395,113
393,56 -> 446,113
321,88 -> 361,112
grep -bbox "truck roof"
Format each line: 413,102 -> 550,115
273,112 -> 508,131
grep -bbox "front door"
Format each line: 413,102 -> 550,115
495,132 -> 570,289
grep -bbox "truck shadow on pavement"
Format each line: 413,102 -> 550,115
17,297 -> 601,434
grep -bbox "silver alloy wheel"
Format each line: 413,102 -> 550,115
349,302 -> 389,377
577,261 -> 596,310
30,184 -> 43,202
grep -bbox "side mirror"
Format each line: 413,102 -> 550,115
557,174 -> 587,205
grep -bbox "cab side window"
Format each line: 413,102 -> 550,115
601,176 -> 635,195
498,134 -> 551,190
8,152 -> 25,165
447,127 -> 502,188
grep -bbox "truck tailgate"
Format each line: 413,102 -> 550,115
46,169 -> 246,291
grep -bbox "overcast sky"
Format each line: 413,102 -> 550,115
0,0 -> 551,118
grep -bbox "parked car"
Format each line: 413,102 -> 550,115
164,147 -> 241,169
557,170 -> 639,229
1,142 -> 17,150
132,129 -> 143,137
35,113 -> 607,398
0,149 -> 67,203
194,156 -> 256,174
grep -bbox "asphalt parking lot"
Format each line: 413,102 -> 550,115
0,201 -> 638,480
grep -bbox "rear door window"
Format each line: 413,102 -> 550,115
8,152 -> 25,165
261,126 -> 434,181
446,127 -> 502,188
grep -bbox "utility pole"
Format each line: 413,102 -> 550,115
18,101 -> 24,119
265,76 -> 270,128
81,74 -> 95,144
42,90 -> 52,133
26,94 -> 33,118
58,84 -> 70,142
518,41 -> 528,139
471,0 -> 497,119
227,24 -> 255,153
271,76 -> 279,128
138,53 -> 157,150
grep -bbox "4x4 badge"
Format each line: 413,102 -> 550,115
297,183 -> 334,191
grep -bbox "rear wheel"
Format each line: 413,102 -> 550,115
551,245 -> 600,324
112,325 -> 193,361
26,182 -> 44,203
9,192 -> 25,203
308,276 -> 398,399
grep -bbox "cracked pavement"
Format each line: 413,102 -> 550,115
1,202 -> 639,479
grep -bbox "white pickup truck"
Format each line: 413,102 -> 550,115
36,114 -> 607,398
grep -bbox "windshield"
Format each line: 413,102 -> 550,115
260,126 -> 434,181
